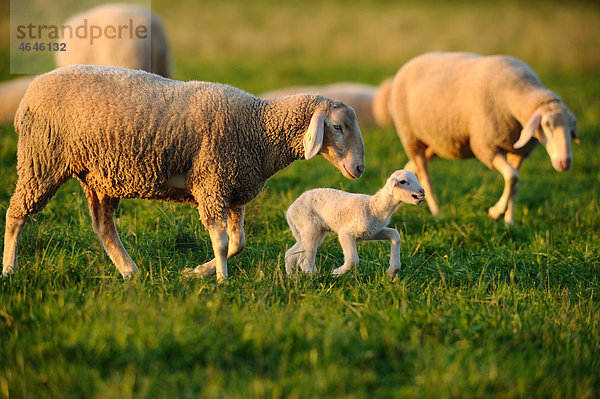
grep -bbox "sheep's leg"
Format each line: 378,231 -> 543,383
488,153 -> 519,224
3,172 -> 69,276
285,242 -> 302,275
410,149 -> 439,216
504,153 -> 525,225
365,227 -> 402,278
206,218 -> 229,283
2,215 -> 27,276
332,232 -> 358,277
184,207 -> 245,278
84,188 -> 139,278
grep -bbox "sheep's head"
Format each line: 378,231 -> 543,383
514,102 -> 578,172
303,101 -> 365,179
386,170 -> 425,205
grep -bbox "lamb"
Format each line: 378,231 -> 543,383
389,52 -> 579,224
2,64 -> 365,282
260,79 -> 394,129
0,3 -> 171,124
285,170 -> 424,278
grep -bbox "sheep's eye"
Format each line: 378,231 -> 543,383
333,124 -> 342,131
399,180 -> 407,185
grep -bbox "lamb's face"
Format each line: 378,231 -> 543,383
538,108 -> 578,172
387,170 -> 425,205
319,105 -> 365,179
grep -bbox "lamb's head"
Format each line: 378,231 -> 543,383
386,170 -> 425,205
514,102 -> 579,172
303,100 -> 365,179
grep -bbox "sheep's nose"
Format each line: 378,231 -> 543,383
354,164 -> 364,177
560,158 -> 572,171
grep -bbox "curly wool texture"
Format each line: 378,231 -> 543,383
11,65 -> 333,224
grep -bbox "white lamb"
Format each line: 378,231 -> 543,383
285,170 -> 425,278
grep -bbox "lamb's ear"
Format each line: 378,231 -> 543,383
303,108 -> 326,159
514,110 -> 542,149
387,178 -> 398,196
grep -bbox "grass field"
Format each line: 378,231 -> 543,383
1,1 -> 600,398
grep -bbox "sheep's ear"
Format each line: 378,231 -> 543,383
514,110 -> 542,149
572,129 -> 580,144
303,108 -> 326,159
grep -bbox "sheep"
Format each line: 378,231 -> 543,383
0,76 -> 36,124
0,3 -> 171,124
55,3 -> 172,78
389,51 -> 579,224
260,79 -> 394,129
2,64 -> 365,283
285,170 -> 424,278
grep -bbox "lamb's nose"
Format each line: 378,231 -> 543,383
419,189 -> 425,197
561,158 -> 572,171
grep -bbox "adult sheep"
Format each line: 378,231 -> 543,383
0,3 -> 171,124
390,52 -> 578,224
260,79 -> 394,129
2,65 -> 365,282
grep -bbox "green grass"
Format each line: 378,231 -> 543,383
1,1 -> 600,398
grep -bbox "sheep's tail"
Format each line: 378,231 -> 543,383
0,76 -> 36,126
373,77 -> 394,128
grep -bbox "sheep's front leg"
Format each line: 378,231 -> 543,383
188,207 -> 245,277
332,232 -> 358,277
206,218 -> 229,283
368,227 -> 402,278
488,153 -> 519,224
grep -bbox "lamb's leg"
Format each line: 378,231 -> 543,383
488,153 -> 519,224
84,188 -> 138,278
285,242 -> 302,275
206,218 -> 228,283
365,227 -> 402,278
410,149 -> 439,216
332,232 -> 358,277
184,207 -> 244,278
297,230 -> 325,275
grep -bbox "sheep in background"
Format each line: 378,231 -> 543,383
0,3 -> 171,124
285,170 -> 424,278
389,52 -> 578,224
2,65 -> 364,282
260,78 -> 394,129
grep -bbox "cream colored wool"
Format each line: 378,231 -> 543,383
3,65 -> 365,282
389,51 -> 578,224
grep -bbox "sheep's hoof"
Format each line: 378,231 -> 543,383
331,267 -> 348,278
181,263 -> 217,279
488,206 -> 504,220
386,268 -> 400,279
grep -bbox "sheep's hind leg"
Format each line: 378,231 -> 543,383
84,188 -> 138,278
184,207 -> 244,278
332,232 -> 358,277
488,153 -> 519,224
3,172 -> 69,276
409,147 -> 439,216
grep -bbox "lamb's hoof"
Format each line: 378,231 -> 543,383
386,268 -> 400,279
2,267 -> 15,277
331,267 -> 348,278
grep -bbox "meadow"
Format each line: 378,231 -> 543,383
1,1 -> 599,397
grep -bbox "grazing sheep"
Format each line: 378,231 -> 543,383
260,79 -> 394,129
55,3 -> 172,77
0,4 -> 171,124
389,52 -> 578,224
285,170 -> 424,278
0,76 -> 36,124
2,65 -> 365,282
